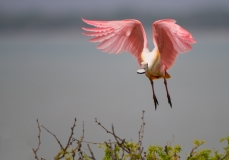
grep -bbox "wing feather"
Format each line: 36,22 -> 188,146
82,18 -> 148,64
153,19 -> 196,70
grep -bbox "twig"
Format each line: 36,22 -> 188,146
32,119 -> 41,160
41,118 -> 77,160
87,144 -> 96,160
107,140 -> 116,160
137,110 -> 145,159
78,149 -> 83,160
164,145 -> 168,155
140,110 -> 145,147
138,125 -> 142,145
110,139 -> 117,160
95,118 -> 130,155
165,135 -> 175,156
114,143 -> 118,160
61,119 -> 81,160
187,142 -> 204,159
64,118 -> 77,151
111,124 -> 122,146
75,121 -> 84,150
219,151 -> 229,160
104,141 -> 114,160
121,146 -> 125,160
72,138 -> 116,145
41,125 -> 64,150
111,124 -> 129,153
95,118 -> 123,141
144,151 -> 147,158
167,135 -> 175,146
82,121 -> 84,138
140,147 -> 144,159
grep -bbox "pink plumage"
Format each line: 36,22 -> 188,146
152,19 -> 196,70
82,18 -> 148,64
82,18 -> 196,109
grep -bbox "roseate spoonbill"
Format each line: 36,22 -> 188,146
82,18 -> 196,109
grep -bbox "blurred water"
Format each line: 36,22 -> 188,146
0,27 -> 229,160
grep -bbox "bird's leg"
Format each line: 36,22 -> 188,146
149,79 -> 159,110
164,78 -> 172,108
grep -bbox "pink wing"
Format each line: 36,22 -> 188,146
82,18 -> 148,65
153,19 -> 196,70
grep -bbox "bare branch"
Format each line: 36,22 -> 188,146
78,150 -> 83,160
139,147 -> 144,159
74,122 -> 84,151
64,118 -> 77,151
87,144 -> 96,160
111,124 -> 129,153
95,118 -> 123,141
95,118 -> 131,156
32,119 -> 41,160
41,125 -> 64,150
82,121 -> 85,138
121,146 -> 125,160
139,110 -> 145,147
72,138 -> 116,145
111,124 -> 121,144
108,140 -> 116,160
138,125 -> 142,145
114,144 -> 118,160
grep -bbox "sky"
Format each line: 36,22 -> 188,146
0,1 -> 229,160
0,0 -> 228,15
0,0 -> 229,29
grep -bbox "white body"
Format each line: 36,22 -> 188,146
141,48 -> 166,79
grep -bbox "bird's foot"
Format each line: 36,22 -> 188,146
167,94 -> 172,108
153,95 -> 159,110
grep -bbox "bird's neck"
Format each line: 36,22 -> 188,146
141,48 -> 160,69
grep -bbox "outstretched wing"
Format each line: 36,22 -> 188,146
82,18 -> 148,65
153,19 -> 196,70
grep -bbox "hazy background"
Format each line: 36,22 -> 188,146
0,0 -> 229,159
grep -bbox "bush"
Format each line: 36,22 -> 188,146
32,111 -> 229,160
